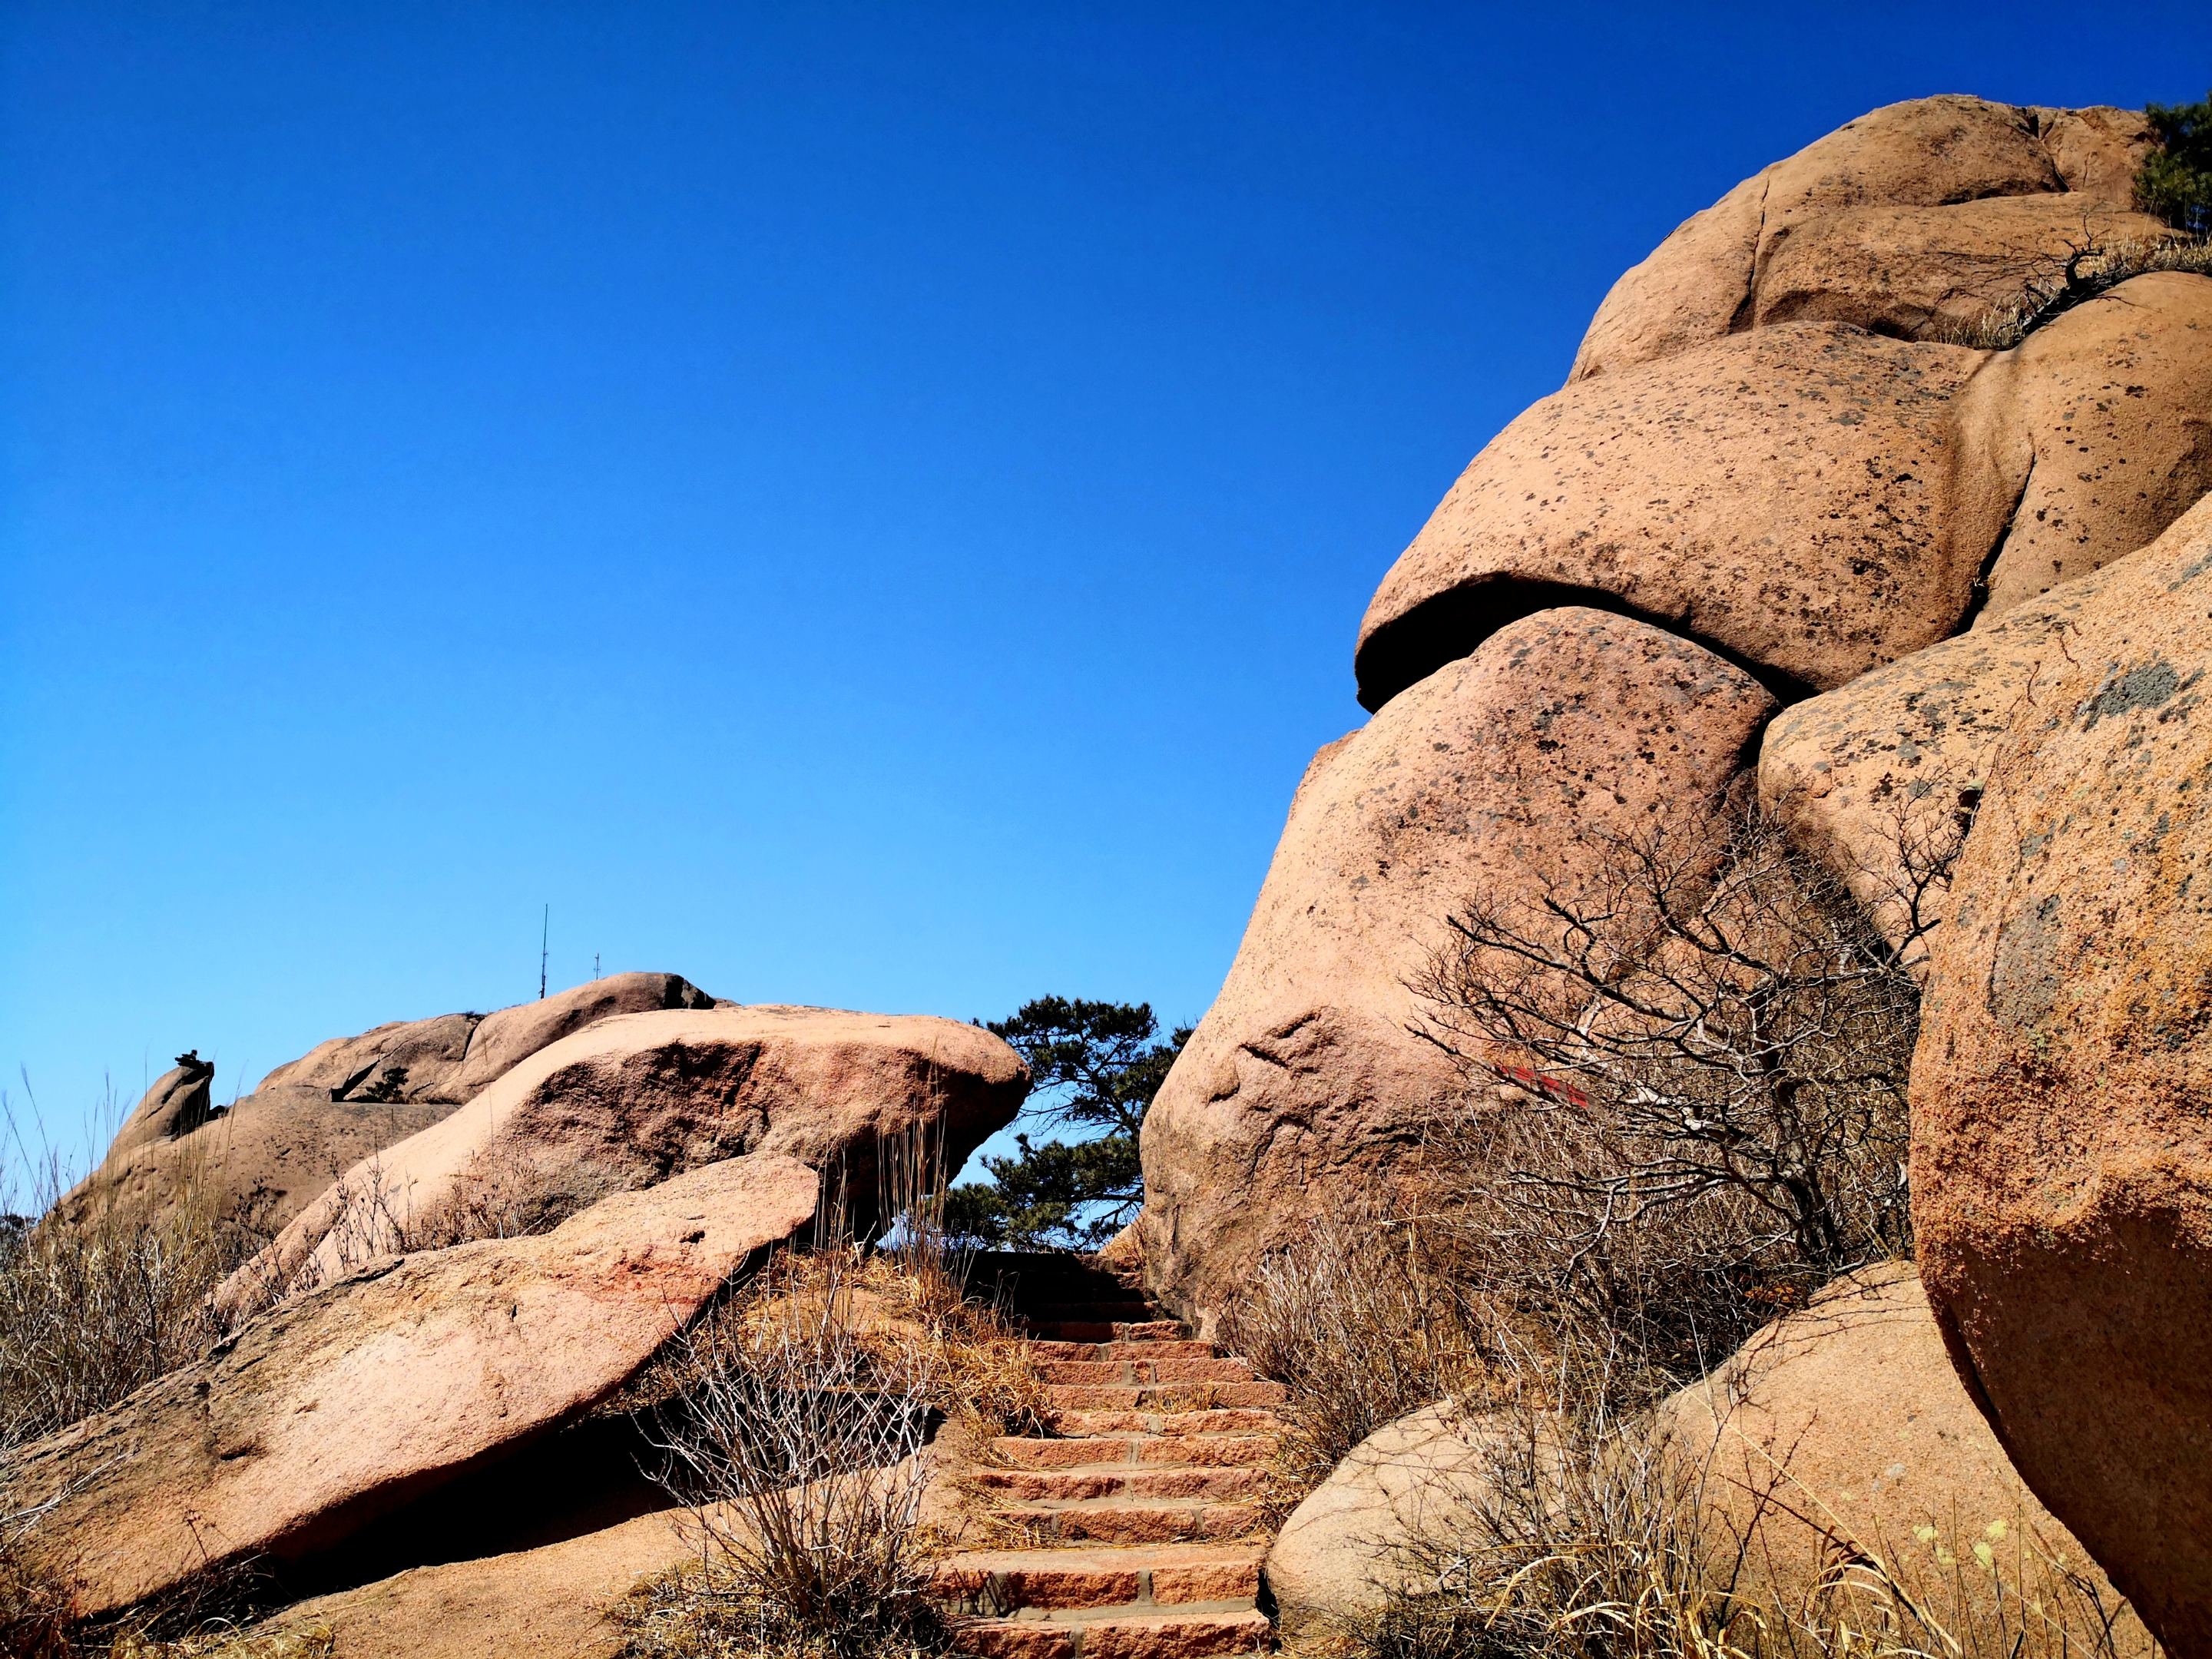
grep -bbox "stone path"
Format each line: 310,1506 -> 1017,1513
933,1255 -> 1286,1658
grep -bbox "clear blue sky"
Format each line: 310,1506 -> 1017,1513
5,3 -> 2206,1174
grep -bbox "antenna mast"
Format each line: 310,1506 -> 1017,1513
539,904 -> 549,1000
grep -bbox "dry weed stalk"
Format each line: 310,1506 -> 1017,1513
641,1244 -> 950,1659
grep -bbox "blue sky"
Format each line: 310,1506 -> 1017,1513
5,2 -> 2207,1177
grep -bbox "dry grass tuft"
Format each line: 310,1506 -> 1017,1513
1929,233 -> 2212,350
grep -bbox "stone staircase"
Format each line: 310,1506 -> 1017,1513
932,1253 -> 1286,1658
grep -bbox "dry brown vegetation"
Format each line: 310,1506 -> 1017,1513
1929,232 -> 2212,350
1224,800 -> 2161,1656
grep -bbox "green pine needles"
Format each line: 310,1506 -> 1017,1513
2137,89 -> 2212,233
944,997 -> 1189,1252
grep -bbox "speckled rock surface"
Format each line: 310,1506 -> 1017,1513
1356,324 -> 1992,712
1139,609 -> 1775,1335
1911,492 -> 2212,1653
1956,271 -> 2212,618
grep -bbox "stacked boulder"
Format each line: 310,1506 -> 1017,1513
1139,95 -> 2212,1652
59,972 -> 728,1232
9,980 -> 1028,1623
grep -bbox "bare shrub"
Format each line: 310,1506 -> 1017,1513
640,1244 -> 952,1659
1415,806 -> 1925,1302
1928,231 -> 2212,351
1222,1203 -> 1487,1494
0,1163 -> 273,1455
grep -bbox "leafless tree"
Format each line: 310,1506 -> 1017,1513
1413,800 -> 1964,1297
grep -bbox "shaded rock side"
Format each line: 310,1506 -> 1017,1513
1138,609 -> 1776,1336
1663,1263 -> 2147,1647
1356,324 -> 1993,713
51,1085 -> 455,1237
1572,96 -> 2159,381
1909,490 -> 2212,1653
1264,1400 -> 1508,1640
101,1052 -> 217,1162
227,1005 -> 1028,1310
1755,505 -> 2212,948
1955,271 -> 2212,619
1,1152 -> 821,1620
244,1505 -> 700,1659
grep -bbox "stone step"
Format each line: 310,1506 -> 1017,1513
1019,1303 -> 1158,1327
1027,1339 -> 1219,1363
932,1541 -> 1265,1614
988,1500 -> 1268,1546
1039,1359 -> 1257,1386
991,1435 -> 1279,1471
972,1465 -> 1268,1505
1047,1382 -> 1288,1412
1052,1408 -> 1284,1438
954,1607 -> 1271,1659
1029,1320 -> 1188,1344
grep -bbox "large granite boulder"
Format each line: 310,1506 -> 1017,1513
1263,1401 -> 1507,1641
1664,1264 -> 2147,1647
1756,504 -> 2212,949
1355,324 -> 1994,712
1572,97 -> 2160,381
1954,271 -> 2212,619
1138,609 -> 1775,1335
58,973 -> 722,1234
2,1152 -> 820,1619
1910,492 -> 2212,1651
224,1005 -> 1028,1313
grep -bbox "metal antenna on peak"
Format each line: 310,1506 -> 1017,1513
540,904 -> 549,1000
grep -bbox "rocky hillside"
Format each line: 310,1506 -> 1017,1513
1138,94 -> 2212,1655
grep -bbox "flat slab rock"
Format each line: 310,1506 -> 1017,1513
2,1152 -> 819,1619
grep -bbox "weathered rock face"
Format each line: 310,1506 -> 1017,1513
2,1152 -> 820,1620
1756,509 -> 2189,948
1139,609 -> 1776,1334
62,974 -> 724,1234
102,1052 -> 217,1162
1664,1264 -> 2147,1647
1955,272 -> 2212,619
1911,492 -> 2212,1651
1263,1401 -> 1508,1640
1356,325 -> 1992,712
257,974 -> 717,1105
227,1005 -> 1028,1311
54,1085 -> 455,1235
1750,197 -> 2168,341
1571,97 -> 2159,382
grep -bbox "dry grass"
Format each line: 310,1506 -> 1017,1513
1929,233 -> 2212,350
1305,1371 -> 2159,1659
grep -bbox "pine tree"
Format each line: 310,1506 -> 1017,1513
2137,91 -> 2212,233
944,998 -> 1190,1251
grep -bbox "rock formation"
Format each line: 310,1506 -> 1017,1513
1910,492 -> 2212,1647
1664,1264 -> 2147,1645
1571,97 -> 2159,381
2,1153 -> 821,1618
224,1005 -> 1028,1313
1143,93 -> 2212,1654
1355,325 -> 1995,712
1139,609 -> 1775,1333
58,972 -> 722,1232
